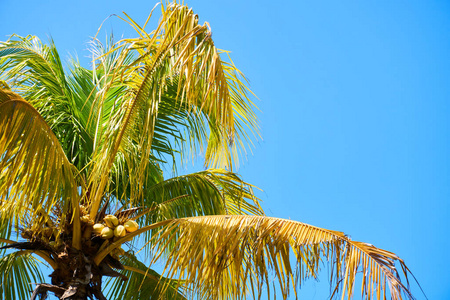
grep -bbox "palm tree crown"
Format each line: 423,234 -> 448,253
0,2 -> 416,299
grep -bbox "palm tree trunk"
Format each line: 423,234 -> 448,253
31,251 -> 110,300
30,280 -> 107,300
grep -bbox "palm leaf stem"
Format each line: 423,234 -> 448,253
16,250 -> 57,270
123,265 -> 159,281
0,239 -> 57,269
0,238 -> 14,245
88,37 -> 167,221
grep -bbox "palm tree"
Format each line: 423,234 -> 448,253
0,2 -> 416,299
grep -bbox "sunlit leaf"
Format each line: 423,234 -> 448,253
0,90 -> 81,248
150,215 -> 414,300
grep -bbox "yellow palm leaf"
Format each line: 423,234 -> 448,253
147,215 -> 412,300
87,4 -> 259,218
0,89 -> 81,249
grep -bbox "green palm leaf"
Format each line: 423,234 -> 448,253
0,251 -> 44,300
0,218 -> 12,241
140,169 -> 262,222
0,35 -> 69,101
105,251 -> 186,299
0,35 -> 94,172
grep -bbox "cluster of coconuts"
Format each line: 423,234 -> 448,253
79,205 -> 94,225
92,215 -> 139,240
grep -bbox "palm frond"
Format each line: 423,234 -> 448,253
0,90 -> 81,249
140,169 -> 262,223
152,3 -> 260,170
105,251 -> 186,299
149,215 -> 413,300
87,3 -> 259,218
0,35 -> 74,141
0,217 -> 12,241
0,35 -> 70,101
150,77 -> 207,167
109,144 -> 164,205
116,169 -> 262,253
0,35 -> 96,172
0,251 -> 45,300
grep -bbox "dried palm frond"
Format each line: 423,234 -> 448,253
0,90 -> 81,249
147,215 -> 413,300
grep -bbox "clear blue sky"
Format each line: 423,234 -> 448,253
1,0 -> 449,299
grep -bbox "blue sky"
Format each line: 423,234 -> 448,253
1,0 -> 449,299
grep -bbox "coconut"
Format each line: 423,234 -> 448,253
101,227 -> 114,239
124,220 -> 139,232
104,215 -> 119,228
81,215 -> 94,225
79,205 -> 88,215
114,225 -> 126,238
93,223 -> 105,235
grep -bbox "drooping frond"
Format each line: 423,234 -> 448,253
148,215 -> 413,300
87,3 -> 259,218
0,90 -> 81,249
136,3 -> 259,170
105,251 -> 186,299
0,36 -> 75,151
0,251 -> 44,300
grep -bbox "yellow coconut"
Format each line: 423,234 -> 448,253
79,205 -> 88,215
124,220 -> 139,232
101,227 -> 114,239
104,215 -> 119,228
81,215 -> 94,225
114,225 -> 126,238
93,223 -> 105,235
